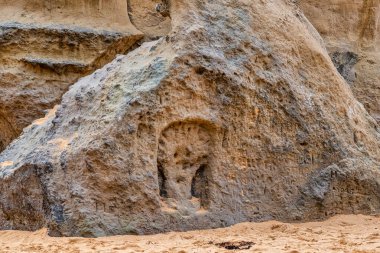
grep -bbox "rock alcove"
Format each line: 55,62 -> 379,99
157,121 -> 212,214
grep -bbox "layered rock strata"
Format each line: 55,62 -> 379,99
0,0 -> 143,151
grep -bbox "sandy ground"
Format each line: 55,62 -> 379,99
0,215 -> 379,253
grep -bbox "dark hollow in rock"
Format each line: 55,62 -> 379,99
191,164 -> 209,208
330,51 -> 359,84
158,165 -> 168,198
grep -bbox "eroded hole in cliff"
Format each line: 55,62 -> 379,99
155,0 -> 171,18
158,165 -> 168,198
330,51 -> 359,84
157,121 -> 213,212
191,164 -> 209,208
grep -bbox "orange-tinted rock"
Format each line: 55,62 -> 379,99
300,0 -> 380,123
0,0 -> 143,151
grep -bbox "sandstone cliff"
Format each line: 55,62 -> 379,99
0,0 -> 143,151
0,0 -> 379,237
300,0 -> 380,124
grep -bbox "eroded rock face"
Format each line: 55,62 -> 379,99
299,0 -> 380,123
158,121 -> 213,213
0,0 -> 136,31
128,0 -> 172,39
0,0 -> 143,151
0,0 -> 379,237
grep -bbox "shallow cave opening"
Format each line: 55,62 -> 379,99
191,164 -> 209,208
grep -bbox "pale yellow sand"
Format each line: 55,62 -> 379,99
0,215 -> 379,253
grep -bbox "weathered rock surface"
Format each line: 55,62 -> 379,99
300,0 -> 380,124
0,0 -> 379,237
128,0 -> 172,40
0,0 -> 143,151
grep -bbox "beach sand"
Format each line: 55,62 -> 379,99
0,215 -> 379,252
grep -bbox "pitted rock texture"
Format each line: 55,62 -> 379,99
0,0 -> 379,237
128,0 -> 172,39
158,121 -> 212,213
299,0 -> 380,124
0,0 -> 143,151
